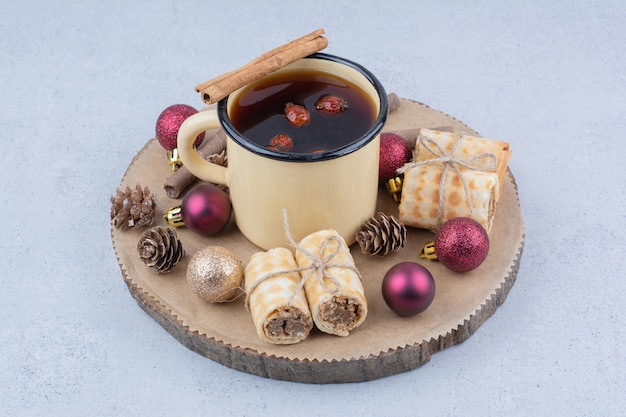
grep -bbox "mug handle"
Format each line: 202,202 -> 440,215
177,109 -> 228,186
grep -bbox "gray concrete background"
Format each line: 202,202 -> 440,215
2,1 -> 624,416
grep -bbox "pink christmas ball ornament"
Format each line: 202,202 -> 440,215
434,217 -> 490,273
156,104 -> 205,151
181,184 -> 232,236
382,262 -> 436,316
378,133 -> 412,183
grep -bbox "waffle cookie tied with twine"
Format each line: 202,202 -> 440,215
398,128 -> 512,233
244,211 -> 367,344
244,247 -> 313,344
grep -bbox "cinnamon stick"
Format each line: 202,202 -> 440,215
163,129 -> 227,199
387,92 -> 401,113
196,29 -> 326,93
196,29 -> 328,104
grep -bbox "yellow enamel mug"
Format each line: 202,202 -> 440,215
177,53 -> 388,250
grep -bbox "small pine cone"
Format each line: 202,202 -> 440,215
110,183 -> 158,229
137,226 -> 185,273
207,151 -> 229,194
356,212 -> 407,256
207,150 -> 228,167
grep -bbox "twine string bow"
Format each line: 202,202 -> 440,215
245,210 -> 362,311
397,133 -> 498,228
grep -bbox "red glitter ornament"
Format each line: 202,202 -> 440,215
434,217 -> 489,272
180,184 -> 232,236
156,104 -> 205,151
379,133 -> 412,183
382,262 -> 435,316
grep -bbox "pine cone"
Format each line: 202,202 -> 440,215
137,226 -> 185,273
110,183 -> 157,229
206,151 -> 229,194
356,212 -> 407,256
207,150 -> 228,167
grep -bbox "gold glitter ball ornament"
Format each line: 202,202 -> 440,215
186,246 -> 243,303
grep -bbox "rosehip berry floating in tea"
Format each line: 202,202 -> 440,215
382,262 -> 436,316
284,102 -> 310,127
268,133 -> 295,152
315,94 -> 349,113
379,133 -> 412,183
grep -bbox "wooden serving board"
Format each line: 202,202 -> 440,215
111,99 -> 524,383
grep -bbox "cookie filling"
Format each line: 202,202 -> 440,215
319,296 -> 362,331
266,308 -> 310,338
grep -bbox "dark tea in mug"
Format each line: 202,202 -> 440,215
179,53 -> 388,250
229,68 -> 377,155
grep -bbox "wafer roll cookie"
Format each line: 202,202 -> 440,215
399,128 -> 510,233
414,128 -> 511,195
399,164 -> 499,232
295,230 -> 367,337
244,248 -> 313,344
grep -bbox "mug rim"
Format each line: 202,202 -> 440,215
217,52 -> 389,162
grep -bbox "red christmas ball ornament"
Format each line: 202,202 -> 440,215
382,262 -> 436,316
433,217 -> 489,272
156,104 -> 204,151
379,133 -> 412,183
181,184 -> 232,236
164,184 -> 232,236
